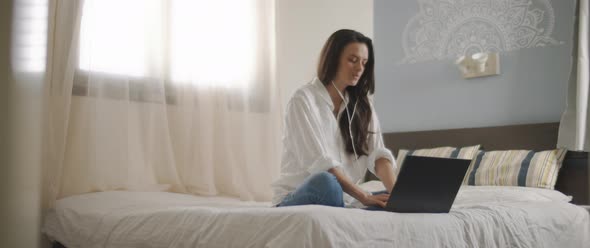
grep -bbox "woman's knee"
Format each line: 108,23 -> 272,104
310,172 -> 343,206
282,171 -> 343,207
308,171 -> 339,189
309,171 -> 343,200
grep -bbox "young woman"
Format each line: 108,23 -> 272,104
272,29 -> 397,208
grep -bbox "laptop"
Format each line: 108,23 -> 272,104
367,155 -> 471,213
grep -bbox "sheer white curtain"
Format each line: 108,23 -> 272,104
42,0 -> 281,209
558,0 -> 590,151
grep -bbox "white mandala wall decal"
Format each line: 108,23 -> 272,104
400,0 -> 563,64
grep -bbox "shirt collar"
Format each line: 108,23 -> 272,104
311,77 -> 349,109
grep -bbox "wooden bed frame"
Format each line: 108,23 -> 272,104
366,122 -> 590,205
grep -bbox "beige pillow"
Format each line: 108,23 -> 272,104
396,145 -> 481,182
396,145 -> 481,166
465,149 -> 567,189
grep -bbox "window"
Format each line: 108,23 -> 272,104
79,0 -> 155,77
12,0 -> 48,73
79,0 -> 259,88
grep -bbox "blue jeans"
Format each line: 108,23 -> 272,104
277,171 -> 344,207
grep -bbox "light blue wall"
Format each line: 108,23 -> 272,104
374,0 -> 576,132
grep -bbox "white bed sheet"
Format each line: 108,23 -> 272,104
43,186 -> 590,248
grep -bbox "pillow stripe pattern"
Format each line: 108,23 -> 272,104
396,145 -> 480,171
466,151 -> 485,185
517,151 -> 535,186
449,148 -> 460,158
467,149 -> 567,189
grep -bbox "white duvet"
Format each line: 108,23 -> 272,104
43,186 -> 590,248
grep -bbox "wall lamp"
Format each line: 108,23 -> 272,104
455,52 -> 500,79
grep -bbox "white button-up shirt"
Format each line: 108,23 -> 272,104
271,77 -> 396,206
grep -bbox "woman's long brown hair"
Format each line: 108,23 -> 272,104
317,29 -> 375,157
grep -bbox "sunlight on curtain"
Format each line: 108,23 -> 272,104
79,0 -> 258,88
43,0 -> 281,208
78,0 -> 158,77
171,0 -> 257,87
12,0 -> 48,73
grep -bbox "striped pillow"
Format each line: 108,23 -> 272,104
396,145 -> 481,172
465,149 -> 567,189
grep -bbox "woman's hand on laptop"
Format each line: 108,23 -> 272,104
326,167 -> 390,208
360,193 -> 390,208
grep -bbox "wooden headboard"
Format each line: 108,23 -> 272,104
367,122 -> 590,205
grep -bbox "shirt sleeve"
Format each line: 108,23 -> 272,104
365,102 -> 397,176
284,95 -> 342,175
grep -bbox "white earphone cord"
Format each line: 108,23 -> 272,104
331,81 -> 359,161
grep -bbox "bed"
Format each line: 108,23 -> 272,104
43,123 -> 590,248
